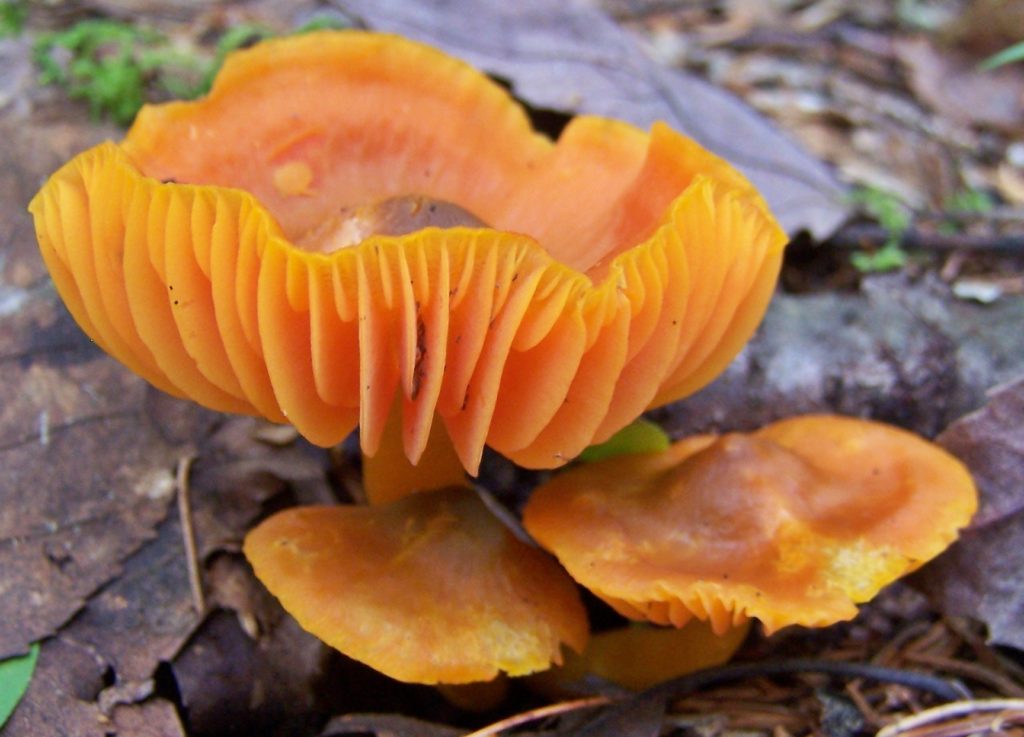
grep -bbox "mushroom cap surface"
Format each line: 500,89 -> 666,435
29,31 -> 786,473
244,486 -> 588,684
522,415 -> 978,634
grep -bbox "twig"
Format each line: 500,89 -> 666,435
176,455 -> 205,614
945,617 -> 1024,689
462,696 -> 610,737
872,619 -> 935,667
902,652 -> 1024,698
922,206 -> 1024,225
645,658 -> 971,703
604,0 -> 695,21
905,621 -> 958,659
472,483 -> 536,547
845,680 -> 887,729
828,223 -> 1024,253
877,699 -> 1024,737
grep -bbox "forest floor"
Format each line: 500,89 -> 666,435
1,1 -> 1023,736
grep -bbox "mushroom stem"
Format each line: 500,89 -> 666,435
362,405 -> 467,504
296,195 -> 486,253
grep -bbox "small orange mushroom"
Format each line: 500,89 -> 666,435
523,415 -> 978,635
29,31 -> 788,683
244,486 -> 586,684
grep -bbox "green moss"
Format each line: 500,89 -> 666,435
848,186 -> 911,273
33,14 -> 354,127
33,19 -> 205,126
0,0 -> 26,39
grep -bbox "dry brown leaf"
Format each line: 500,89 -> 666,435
3,635 -> 185,737
552,693 -> 664,737
8,418 -> 338,732
173,609 -> 330,737
916,377 -> 1024,650
939,378 -> 1024,527
108,701 -> 188,737
330,0 -> 849,239
2,638 -> 107,736
58,510 -> 203,687
895,37 -> 1024,135
0,96 -> 220,659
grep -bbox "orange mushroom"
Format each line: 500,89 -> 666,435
28,30 -> 786,475
244,486 -> 586,684
29,31 -> 787,683
523,415 -> 978,635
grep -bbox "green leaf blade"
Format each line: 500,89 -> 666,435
0,643 -> 40,729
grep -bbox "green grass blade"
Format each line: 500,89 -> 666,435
979,40 -> 1024,71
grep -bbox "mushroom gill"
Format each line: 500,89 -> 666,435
29,31 -> 787,476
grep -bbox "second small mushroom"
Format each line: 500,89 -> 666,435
523,415 -> 978,636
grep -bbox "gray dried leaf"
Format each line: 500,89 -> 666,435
655,275 -> 1024,440
895,37 -> 1024,134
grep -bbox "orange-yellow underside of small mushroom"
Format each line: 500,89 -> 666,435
29,30 -> 786,475
244,486 -> 587,684
531,619 -> 751,694
523,415 -> 978,635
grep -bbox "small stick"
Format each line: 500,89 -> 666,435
472,483 -> 536,547
645,658 -> 970,703
845,680 -> 887,729
902,651 -> 1024,698
462,696 -> 610,737
176,455 -> 205,614
876,698 -> 1024,737
829,223 -> 1024,253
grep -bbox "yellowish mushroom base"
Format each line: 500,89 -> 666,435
531,619 -> 751,695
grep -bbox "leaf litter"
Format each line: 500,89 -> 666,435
0,96 -> 216,660
916,378 -> 1024,652
1,0 -> 1023,735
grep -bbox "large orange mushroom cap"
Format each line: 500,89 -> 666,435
28,30 -> 787,475
244,486 -> 587,684
522,415 -> 978,635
